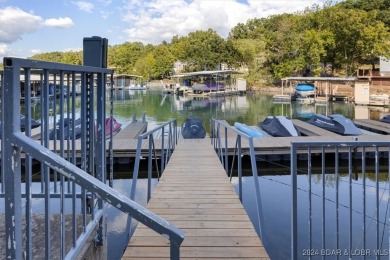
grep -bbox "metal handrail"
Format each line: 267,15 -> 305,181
131,119 -> 178,201
1,57 -> 184,259
290,140 -> 390,260
209,118 -> 264,240
15,133 -> 185,258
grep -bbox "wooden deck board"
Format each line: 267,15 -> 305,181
122,138 -> 268,259
354,119 -> 390,134
113,121 -> 148,140
292,119 -> 340,136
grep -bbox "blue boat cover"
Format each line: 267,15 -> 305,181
295,83 -> 315,91
234,122 -> 265,138
307,114 -> 362,135
380,115 -> 390,124
182,118 -> 206,139
260,116 -> 300,137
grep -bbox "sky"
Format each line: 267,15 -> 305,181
0,0 -> 327,60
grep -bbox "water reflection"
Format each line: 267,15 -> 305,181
21,90 -> 390,130
234,171 -> 390,259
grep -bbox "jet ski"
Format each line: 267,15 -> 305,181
49,118 -> 82,140
260,116 -> 300,137
0,116 -> 41,137
380,115 -> 390,124
182,118 -> 206,139
307,114 -> 363,135
105,117 -> 122,138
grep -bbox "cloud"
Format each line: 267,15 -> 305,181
0,7 -> 42,43
62,47 -> 82,52
121,0 -> 323,44
43,17 -> 74,28
0,43 -> 8,55
30,49 -> 42,55
72,1 -> 94,13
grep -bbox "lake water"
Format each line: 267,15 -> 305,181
24,89 -> 390,259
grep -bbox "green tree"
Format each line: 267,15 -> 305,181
108,42 -> 145,74
180,29 -> 235,71
150,45 -> 175,78
327,8 -> 390,75
134,53 -> 155,80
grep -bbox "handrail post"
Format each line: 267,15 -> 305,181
2,58 -> 23,260
147,136 -> 153,201
161,127 -> 165,172
238,135 -> 242,202
291,143 -> 298,260
131,136 -> 143,200
224,127 -> 228,174
170,241 -> 180,260
248,138 -> 264,240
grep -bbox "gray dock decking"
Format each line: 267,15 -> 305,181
123,138 -> 269,259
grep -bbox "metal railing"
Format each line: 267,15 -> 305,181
131,119 -> 178,202
210,119 -> 390,259
0,58 -> 184,259
291,141 -> 390,260
209,118 -> 264,240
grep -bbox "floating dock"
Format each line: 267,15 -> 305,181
123,138 -> 269,259
5,119 -> 390,162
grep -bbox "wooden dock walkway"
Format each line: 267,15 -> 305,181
114,121 -> 148,140
123,138 -> 269,259
353,119 -> 390,135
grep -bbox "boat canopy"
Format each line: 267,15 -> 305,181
192,83 -> 225,92
260,116 -> 300,137
295,83 -> 315,91
182,118 -> 206,139
307,114 -> 363,135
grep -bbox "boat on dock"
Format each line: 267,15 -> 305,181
380,114 -> 390,124
105,117 -> 122,139
49,118 -> 82,140
0,116 -> 41,137
234,122 -> 268,138
259,116 -> 300,137
307,114 -> 363,135
171,70 -> 241,96
181,118 -> 206,139
294,83 -> 315,97
48,117 -> 122,140
113,74 -> 147,90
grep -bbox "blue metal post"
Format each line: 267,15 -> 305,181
2,58 -> 23,260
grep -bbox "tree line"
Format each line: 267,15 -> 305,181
28,0 -> 390,87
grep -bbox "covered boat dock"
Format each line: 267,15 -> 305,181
280,76 -> 358,102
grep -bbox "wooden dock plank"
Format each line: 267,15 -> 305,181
354,119 -> 390,134
292,119 -> 340,136
122,138 -> 268,259
113,121 -> 148,140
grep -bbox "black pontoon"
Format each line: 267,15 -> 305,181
182,118 -> 206,139
259,116 -> 300,137
307,114 -> 363,135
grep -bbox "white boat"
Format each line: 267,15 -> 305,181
370,94 -> 389,106
113,74 -> 148,90
295,83 -> 315,97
